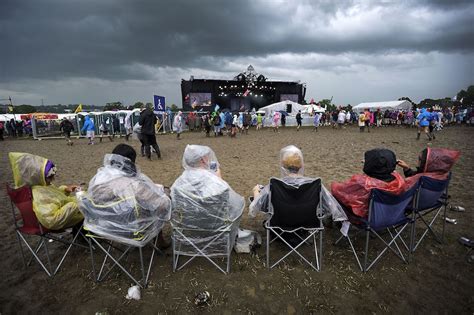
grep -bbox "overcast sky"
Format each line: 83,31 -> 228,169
1,0 -> 473,107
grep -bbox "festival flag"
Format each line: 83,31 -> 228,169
74,103 -> 83,113
243,89 -> 250,97
214,104 -> 220,112
8,105 -> 14,113
184,94 -> 190,101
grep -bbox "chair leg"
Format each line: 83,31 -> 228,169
53,227 -> 83,275
15,231 -> 27,268
441,203 -> 447,242
42,236 -> 53,277
139,247 -> 147,287
266,229 -> 270,270
18,233 -> 52,277
88,237 -> 97,282
363,230 -> 370,272
319,231 -> 323,271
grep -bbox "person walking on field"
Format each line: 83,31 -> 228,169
296,110 -> 303,131
59,117 -> 75,146
358,112 -> 366,132
256,113 -> 263,130
364,109 -> 371,133
139,104 -> 161,160
313,112 -> 321,132
81,115 -> 95,145
99,121 -> 113,143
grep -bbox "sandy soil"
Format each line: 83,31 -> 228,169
0,125 -> 473,314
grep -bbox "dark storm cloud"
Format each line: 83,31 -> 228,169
0,0 -> 473,82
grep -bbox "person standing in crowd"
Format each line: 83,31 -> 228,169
272,111 -> 280,132
16,120 -> 24,137
99,121 -> 113,143
0,121 -> 4,140
296,110 -> 303,131
313,112 -> 321,132
9,118 -> 17,137
364,109 -> 371,132
112,115 -> 121,138
337,110 -> 345,129
224,111 -> 233,135
345,110 -> 351,124
173,111 -> 183,139
203,113 -> 211,137
256,113 -> 263,130
281,111 -> 286,128
358,111 -> 366,132
139,104 -> 161,160
81,115 -> 95,145
59,117 -> 75,146
376,109 -> 383,127
124,111 -> 133,141
219,111 -> 226,135
243,111 -> 251,134
416,108 -> 433,141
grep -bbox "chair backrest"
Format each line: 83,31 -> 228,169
6,183 -> 43,233
416,173 -> 451,211
172,186 -> 231,230
269,178 -> 321,229
368,183 -> 418,230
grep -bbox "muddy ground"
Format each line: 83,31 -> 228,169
0,125 -> 473,314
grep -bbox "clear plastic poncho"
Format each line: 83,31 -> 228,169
9,152 -> 83,230
249,145 -> 347,222
77,154 -> 171,247
171,145 -> 244,256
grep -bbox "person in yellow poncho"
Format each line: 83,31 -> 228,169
9,152 -> 83,230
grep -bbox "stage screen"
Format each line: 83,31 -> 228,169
190,93 -> 212,108
280,94 -> 299,103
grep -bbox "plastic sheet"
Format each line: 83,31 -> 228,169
331,172 -> 407,218
32,185 -> 83,230
9,152 -> 48,187
9,152 -> 83,229
171,145 -> 244,256
77,154 -> 171,247
405,147 -> 460,187
280,145 -> 304,177
249,146 -> 347,222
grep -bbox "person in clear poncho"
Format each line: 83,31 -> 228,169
171,145 -> 244,255
8,152 -> 83,230
77,144 -> 171,247
249,145 -> 347,223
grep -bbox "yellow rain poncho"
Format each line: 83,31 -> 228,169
9,152 -> 83,230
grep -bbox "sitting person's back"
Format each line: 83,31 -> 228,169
171,145 -> 244,230
397,147 -> 460,187
331,148 -> 407,218
77,144 -> 171,246
9,152 -> 83,230
249,145 -> 347,223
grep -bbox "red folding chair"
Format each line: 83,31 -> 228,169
6,183 -> 86,277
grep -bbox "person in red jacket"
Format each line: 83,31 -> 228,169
331,148 -> 407,218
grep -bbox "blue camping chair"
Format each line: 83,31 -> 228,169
409,173 -> 451,254
335,184 -> 418,272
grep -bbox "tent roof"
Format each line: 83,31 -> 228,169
352,100 -> 411,112
259,100 -> 305,115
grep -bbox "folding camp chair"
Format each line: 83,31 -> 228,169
6,183 -> 87,277
335,184 -> 418,272
172,221 -> 240,274
80,197 -> 164,288
265,178 -> 323,271
409,173 -> 451,254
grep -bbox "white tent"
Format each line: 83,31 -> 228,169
258,100 -> 306,116
302,104 -> 326,114
352,100 -> 412,112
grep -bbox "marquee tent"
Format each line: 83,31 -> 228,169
352,100 -> 412,112
258,100 -> 306,116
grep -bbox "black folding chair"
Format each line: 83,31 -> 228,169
335,184 -> 418,272
265,178 -> 323,271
